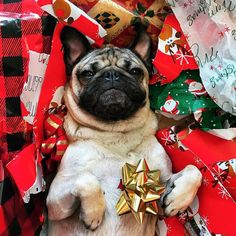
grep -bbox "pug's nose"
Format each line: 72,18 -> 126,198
104,70 -> 120,81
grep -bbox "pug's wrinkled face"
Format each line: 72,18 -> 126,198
61,26 -> 151,122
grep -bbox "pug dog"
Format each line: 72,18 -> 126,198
46,26 -> 202,236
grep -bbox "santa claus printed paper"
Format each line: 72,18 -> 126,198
149,70 -> 235,129
185,79 -> 207,97
160,94 -> 180,115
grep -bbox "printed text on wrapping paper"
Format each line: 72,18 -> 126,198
25,101 -> 37,117
232,30 -> 236,40
23,76 -> 42,117
23,75 -> 43,92
187,0 -> 236,26
21,52 -> 49,120
191,44 -> 218,68
210,64 -> 236,88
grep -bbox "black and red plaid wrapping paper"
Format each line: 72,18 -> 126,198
0,0 -> 56,235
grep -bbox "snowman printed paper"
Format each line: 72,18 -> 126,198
153,14 -> 198,85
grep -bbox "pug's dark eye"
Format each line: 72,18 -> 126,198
81,70 -> 94,77
130,68 -> 143,76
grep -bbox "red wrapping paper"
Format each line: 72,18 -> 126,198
156,127 -> 236,235
153,14 -> 198,85
0,0 -> 55,234
71,0 -> 170,48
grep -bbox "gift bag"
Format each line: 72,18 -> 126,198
167,0 -> 236,116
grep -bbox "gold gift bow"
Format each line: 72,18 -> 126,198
116,158 -> 165,224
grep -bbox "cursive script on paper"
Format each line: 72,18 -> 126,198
187,0 -> 236,26
191,43 -> 219,68
210,64 -> 236,88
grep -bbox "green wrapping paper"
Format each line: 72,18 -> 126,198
149,70 -> 235,130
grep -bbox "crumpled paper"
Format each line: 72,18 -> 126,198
70,0 -> 170,47
38,0 -> 107,46
152,14 -> 198,85
156,126 -> 236,236
167,0 -> 236,116
149,70 -> 235,130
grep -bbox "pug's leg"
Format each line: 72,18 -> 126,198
47,172 -> 105,231
47,174 -> 79,221
72,172 -> 106,230
162,165 -> 202,216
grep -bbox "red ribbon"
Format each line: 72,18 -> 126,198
41,106 -> 68,162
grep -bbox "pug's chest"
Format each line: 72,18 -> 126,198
84,145 -> 157,209
58,138 -> 161,235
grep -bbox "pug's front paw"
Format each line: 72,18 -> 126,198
163,165 -> 202,216
80,192 -> 105,231
72,173 -> 106,231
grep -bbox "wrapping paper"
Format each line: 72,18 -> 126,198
0,0 -> 55,234
149,70 -> 235,129
1,1 -> 235,235
0,9 -> 53,165
156,127 -> 236,236
0,0 -> 56,196
34,0 -> 107,153
152,14 -> 198,85
167,0 -> 236,116
38,0 -> 107,46
70,0 -> 170,47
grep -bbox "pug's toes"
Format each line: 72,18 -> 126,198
72,173 -> 106,230
163,188 -> 191,216
79,190 -> 105,231
80,205 -> 105,230
163,165 -> 202,216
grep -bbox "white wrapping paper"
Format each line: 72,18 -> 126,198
167,0 -> 236,115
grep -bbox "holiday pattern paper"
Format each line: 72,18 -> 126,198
167,0 -> 236,116
38,0 -> 107,46
70,0 -> 171,47
20,50 -> 50,125
153,14 -> 198,85
149,70 -> 235,129
156,127 -> 236,236
0,0 -> 56,234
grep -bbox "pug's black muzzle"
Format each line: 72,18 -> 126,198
79,70 -> 146,121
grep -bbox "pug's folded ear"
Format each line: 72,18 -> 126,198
130,24 -> 152,73
60,26 -> 91,75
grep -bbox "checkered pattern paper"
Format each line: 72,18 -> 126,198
0,0 -> 56,235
